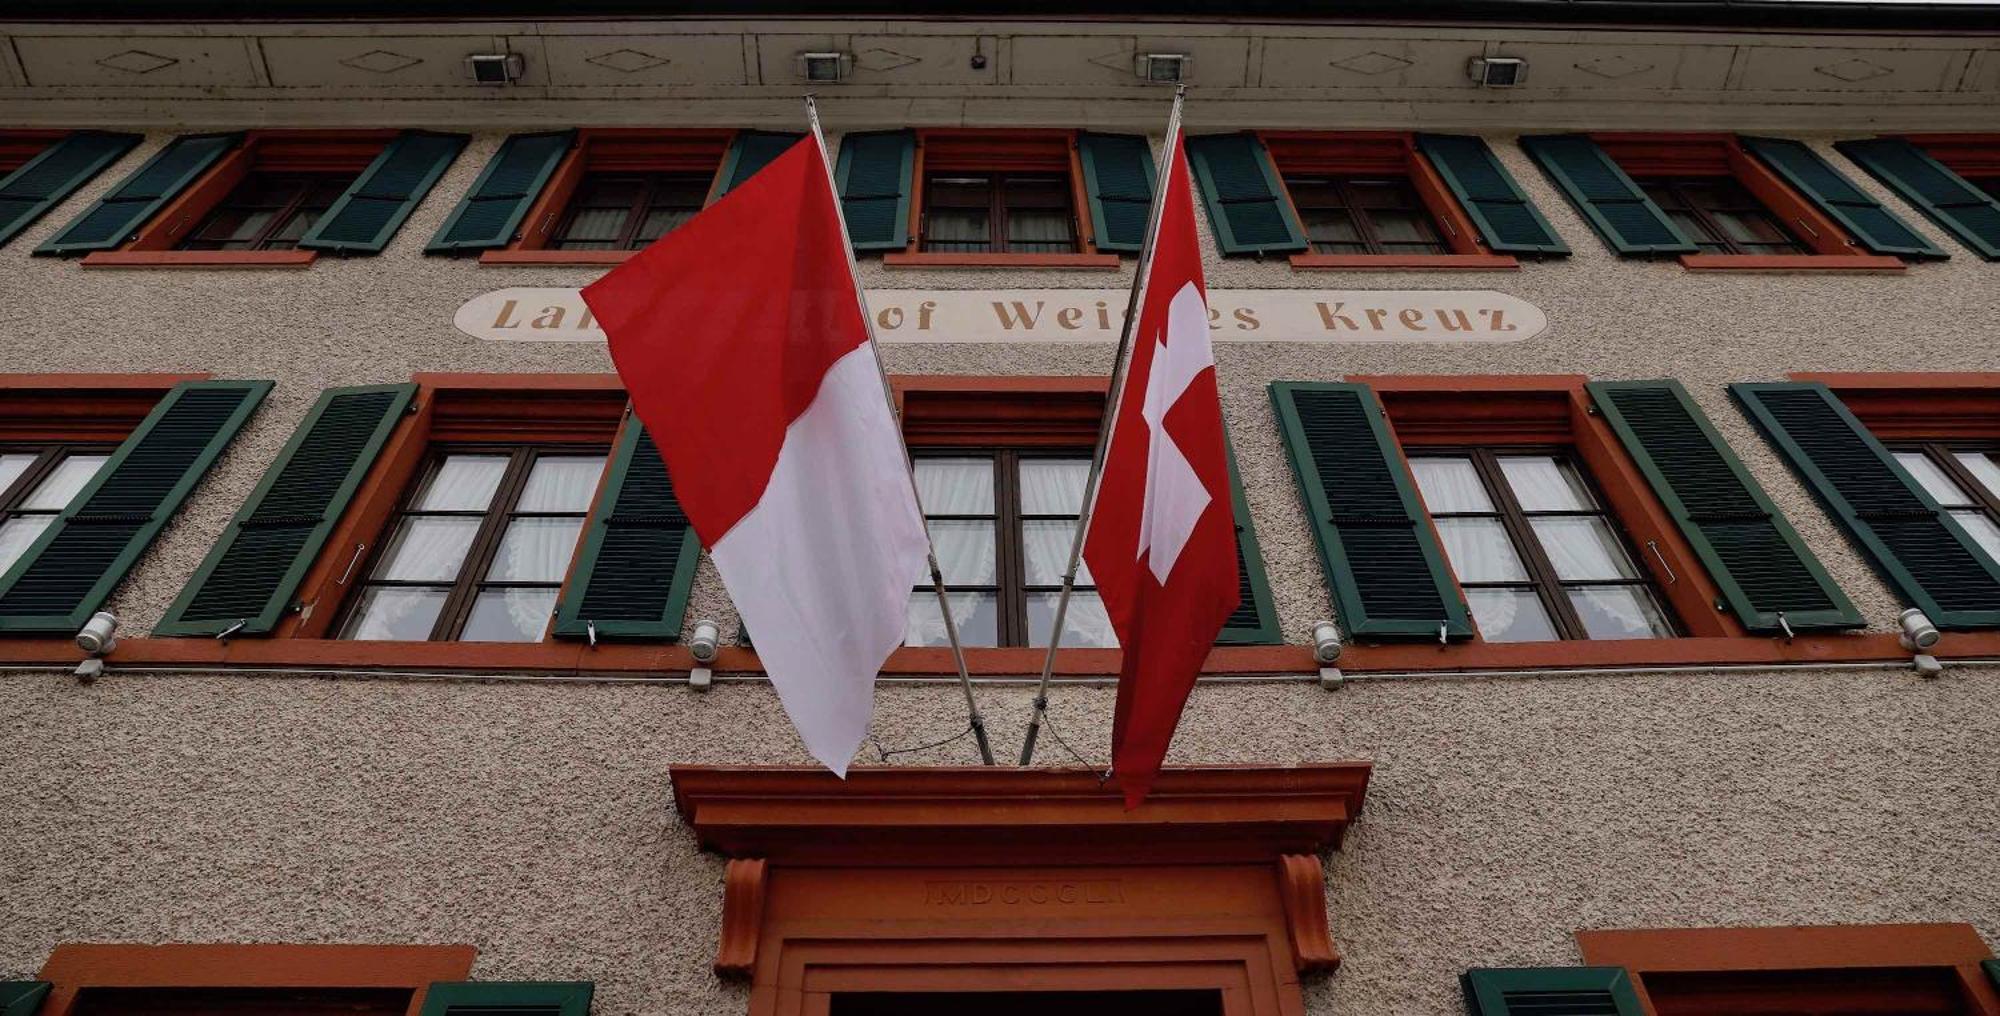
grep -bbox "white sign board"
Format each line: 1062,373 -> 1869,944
455,287 -> 1546,345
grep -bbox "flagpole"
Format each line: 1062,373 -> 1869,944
803,96 -> 997,767
1018,84 -> 1188,768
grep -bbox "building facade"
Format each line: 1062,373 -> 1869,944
1,3 -> 1999,1015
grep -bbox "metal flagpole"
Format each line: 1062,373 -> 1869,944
803,95 -> 996,766
1018,84 -> 1188,767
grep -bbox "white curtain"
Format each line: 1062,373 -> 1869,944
1498,456 -> 1588,511
915,458 -> 993,514
1409,458 -> 1492,513
517,456 -> 605,512
1020,459 -> 1088,514
377,517 -> 479,581
417,455 -> 508,512
487,517 -> 585,582
1435,518 -> 1527,583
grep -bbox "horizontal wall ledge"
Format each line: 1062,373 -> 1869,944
77,250 -> 318,268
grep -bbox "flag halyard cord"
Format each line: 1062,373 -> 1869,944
803,95 -> 997,766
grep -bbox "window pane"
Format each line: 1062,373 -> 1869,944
1435,517 -> 1529,582
20,453 -> 109,510
915,458 -> 993,514
461,587 -> 560,642
560,206 -> 629,245
414,455 -> 509,511
0,452 -> 35,495
925,209 -> 991,251
1466,587 -> 1559,643
484,517 -> 586,582
1952,451 -> 2000,501
1530,516 -> 1642,581
1367,209 -> 1437,245
516,455 -> 607,512
1027,590 -> 1116,648
906,591 -> 999,647
341,586 -> 448,641
1498,456 -> 1595,511
1950,507 -> 2000,565
1710,208 -> 1789,245
0,515 -> 54,575
1568,585 -> 1675,640
373,516 -> 480,581
1022,519 -> 1092,586
1894,451 -> 1973,506
1409,457 -> 1493,513
1020,459 -> 1090,515
927,519 -> 997,585
1006,209 -> 1075,251
636,206 -> 697,244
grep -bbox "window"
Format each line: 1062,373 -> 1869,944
32,943 -> 484,1016
1286,175 -> 1448,255
551,171 -> 710,250
338,448 -> 608,642
832,991 -> 1222,1016
1636,176 -> 1804,255
0,446 -> 112,575
179,172 -> 354,252
71,987 -> 412,1016
1891,445 -> 2000,564
1409,450 -> 1675,642
920,173 -> 1078,254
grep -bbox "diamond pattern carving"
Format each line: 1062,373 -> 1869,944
339,49 -> 423,74
95,50 -> 178,75
586,48 -> 670,73
1329,51 -> 1413,76
853,48 -> 921,73
1574,54 -> 1654,80
1814,58 -> 1892,83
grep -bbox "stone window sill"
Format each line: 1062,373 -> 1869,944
881,252 -> 1123,269
480,249 -> 636,266
1289,253 -> 1520,271
79,250 -> 318,268
1680,253 -> 1906,273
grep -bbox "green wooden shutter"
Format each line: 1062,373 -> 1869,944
1078,132 -> 1157,254
553,415 -> 702,641
0,982 -> 50,1016
1185,133 -> 1307,256
1415,134 -> 1568,255
37,132 -> 242,255
419,982 -> 592,1016
834,130 -> 915,252
717,130 -> 803,196
425,130 -> 574,253
1520,134 -> 1697,255
301,131 -> 466,254
1983,958 -> 1999,990
1837,137 -> 2000,261
1462,967 -> 1643,1016
1733,382 -> 2000,629
155,384 -> 416,637
1740,135 -> 1945,259
1269,381 -> 1471,640
1589,380 -> 1860,633
0,131 -> 140,249
0,380 -> 272,632
1217,434 -> 1279,644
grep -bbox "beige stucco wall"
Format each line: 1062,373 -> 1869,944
0,125 -> 1996,1014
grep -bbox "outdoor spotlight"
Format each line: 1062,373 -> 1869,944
466,53 -> 525,85
1898,607 -> 1941,651
1136,53 -> 1191,84
76,610 -> 118,656
689,619 -> 721,664
1311,620 -> 1343,665
799,52 -> 851,83
1468,57 -> 1527,88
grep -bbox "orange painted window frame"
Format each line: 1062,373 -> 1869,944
35,943 -> 476,1016
882,129 -> 1122,270
78,129 -> 398,270
481,128 -> 741,266
1789,371 -> 2000,444
1901,133 -> 2000,182
1577,924 -> 2000,1015
1254,131 -> 1521,272
0,372 -> 210,444
1591,131 -> 1904,272
0,129 -> 72,174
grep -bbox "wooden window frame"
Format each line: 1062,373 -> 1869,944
883,130 -> 1122,270
1256,131 -> 1519,272
918,170 -> 1081,256
1637,176 -> 1808,256
78,129 -> 398,269
1576,924 -> 2000,1015
0,129 -> 72,174
481,128 -> 737,266
1591,132 -> 1906,272
176,171 -> 351,253
1901,133 -> 2000,194
33,943 -> 475,1016
1789,372 -> 2000,445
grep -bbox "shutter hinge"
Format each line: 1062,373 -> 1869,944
1776,611 -> 1795,642
586,620 -> 598,648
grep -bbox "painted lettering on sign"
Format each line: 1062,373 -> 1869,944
922,880 -> 1128,906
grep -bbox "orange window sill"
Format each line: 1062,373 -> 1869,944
1679,253 -> 1906,273
882,251 -> 1124,270
79,250 -> 318,268
480,249 -> 637,266
1288,253 -> 1520,272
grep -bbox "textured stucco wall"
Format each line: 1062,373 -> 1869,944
0,126 -> 1996,1013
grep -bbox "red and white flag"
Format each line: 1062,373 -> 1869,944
1083,138 -> 1240,808
582,138 -> 927,776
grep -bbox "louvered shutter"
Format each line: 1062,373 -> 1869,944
1185,133 -> 1307,256
553,415 -> 702,641
425,130 -> 574,253
1520,134 -> 1697,255
301,131 -> 466,254
1217,435 -> 1279,644
1589,380 -> 1859,633
0,982 -> 50,1016
418,982 -> 592,1016
1837,137 -> 2000,261
1078,132 -> 1157,254
36,133 -> 242,255
1269,382 -> 1471,640
0,131 -> 140,249
834,130 -> 915,251
155,384 -> 416,636
1733,382 -> 2000,629
0,380 -> 272,632
717,130 -> 804,196
1740,136 -> 1945,259
1984,959 -> 1999,990
1462,967 -> 1643,1016
1415,134 -> 1568,255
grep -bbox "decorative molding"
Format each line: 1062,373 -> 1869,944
1575,54 -> 1655,80
715,857 -> 767,979
586,48 -> 669,73
853,47 -> 921,73
94,50 -> 177,75
1277,854 -> 1340,973
1815,57 -> 1894,82
1329,51 -> 1413,76
338,49 -> 422,74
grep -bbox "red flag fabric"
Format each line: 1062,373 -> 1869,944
1082,139 -> 1240,808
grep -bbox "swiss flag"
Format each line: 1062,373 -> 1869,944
1083,138 -> 1240,808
